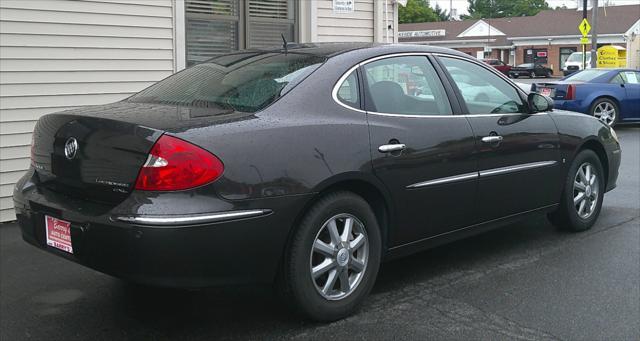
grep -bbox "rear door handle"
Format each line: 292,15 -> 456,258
378,144 -> 406,153
481,136 -> 503,143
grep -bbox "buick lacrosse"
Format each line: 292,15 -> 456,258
14,43 -> 621,321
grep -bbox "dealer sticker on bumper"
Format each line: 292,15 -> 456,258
45,215 -> 73,254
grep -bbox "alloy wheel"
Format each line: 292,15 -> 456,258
573,162 -> 599,219
593,102 -> 616,126
309,213 -> 369,300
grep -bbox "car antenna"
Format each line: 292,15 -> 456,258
281,33 -> 288,54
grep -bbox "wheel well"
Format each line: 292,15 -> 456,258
590,96 -> 619,113
287,180 -> 391,256
578,140 -> 609,187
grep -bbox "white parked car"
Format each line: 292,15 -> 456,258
563,52 -> 592,76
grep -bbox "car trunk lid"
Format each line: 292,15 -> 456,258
532,81 -> 580,100
31,111 -> 163,205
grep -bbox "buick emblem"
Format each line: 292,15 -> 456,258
64,137 -> 78,160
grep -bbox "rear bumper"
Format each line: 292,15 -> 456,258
13,169 -> 312,288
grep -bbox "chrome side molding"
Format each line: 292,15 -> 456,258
479,161 -> 557,177
407,161 -> 557,189
113,209 -> 272,226
407,172 -> 478,189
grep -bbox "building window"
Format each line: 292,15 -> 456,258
186,0 -> 296,67
524,48 -> 548,65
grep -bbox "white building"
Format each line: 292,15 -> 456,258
0,0 -> 399,222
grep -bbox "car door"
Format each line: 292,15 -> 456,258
360,55 -> 478,246
437,56 -> 562,222
619,71 -> 640,120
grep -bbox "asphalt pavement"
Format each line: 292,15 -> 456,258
1,126 -> 638,341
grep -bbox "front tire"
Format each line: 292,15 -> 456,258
548,150 -> 605,232
280,191 -> 382,321
529,71 -> 536,78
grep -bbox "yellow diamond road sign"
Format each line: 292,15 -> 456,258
579,18 -> 591,37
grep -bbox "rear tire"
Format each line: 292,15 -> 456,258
590,98 -> 619,127
279,191 -> 382,321
529,71 -> 536,78
548,150 -> 604,232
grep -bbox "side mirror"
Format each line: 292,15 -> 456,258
528,93 -> 554,113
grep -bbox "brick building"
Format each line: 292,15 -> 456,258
399,4 -> 640,76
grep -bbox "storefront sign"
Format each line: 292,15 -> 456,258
333,0 -> 354,13
398,29 -> 446,38
536,51 -> 547,57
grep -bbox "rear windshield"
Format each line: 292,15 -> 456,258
128,52 -> 326,112
565,69 -> 608,82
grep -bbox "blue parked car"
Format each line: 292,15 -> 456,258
532,68 -> 640,126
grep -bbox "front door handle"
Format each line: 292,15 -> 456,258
378,144 -> 406,153
481,136 -> 503,143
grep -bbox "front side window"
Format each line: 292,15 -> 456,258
621,71 -> 640,84
129,52 -> 324,113
362,56 -> 452,116
440,57 -> 526,115
336,71 -> 360,109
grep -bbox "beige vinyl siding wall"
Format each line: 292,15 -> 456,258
0,0 -> 177,222
316,0 -> 374,42
313,0 -> 396,43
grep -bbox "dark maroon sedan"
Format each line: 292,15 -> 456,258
14,43 -> 621,321
481,58 -> 512,75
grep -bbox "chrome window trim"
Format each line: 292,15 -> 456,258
113,209 -> 271,226
332,63 -> 366,113
407,172 -> 478,189
479,161 -> 557,177
407,160 -> 557,189
331,51 -> 536,119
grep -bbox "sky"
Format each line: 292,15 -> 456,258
429,0 -> 636,18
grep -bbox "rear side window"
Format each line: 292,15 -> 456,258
362,56 -> 452,116
336,71 -> 360,109
129,52 -> 326,113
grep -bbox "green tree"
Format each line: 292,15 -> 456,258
434,4 -> 450,21
463,0 -> 550,19
399,0 -> 439,24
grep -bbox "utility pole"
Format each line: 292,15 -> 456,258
590,0 -> 599,68
582,0 -> 587,70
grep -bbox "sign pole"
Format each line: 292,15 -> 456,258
582,0 -> 587,70
590,0 -> 598,68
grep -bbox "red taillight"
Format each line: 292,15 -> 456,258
566,84 -> 576,100
134,135 -> 224,191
